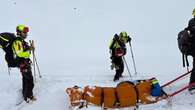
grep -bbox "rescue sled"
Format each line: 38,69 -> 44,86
66,71 -> 195,110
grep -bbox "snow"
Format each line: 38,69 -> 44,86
1,0 -> 195,110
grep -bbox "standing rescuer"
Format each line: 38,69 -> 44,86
109,32 -> 131,81
13,24 -> 36,102
184,8 -> 195,92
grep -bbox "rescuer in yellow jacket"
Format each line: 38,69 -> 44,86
12,24 -> 36,102
109,32 -> 131,81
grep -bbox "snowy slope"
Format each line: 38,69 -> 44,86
2,72 -> 195,110
1,0 -> 195,110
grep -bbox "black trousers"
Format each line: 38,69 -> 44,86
190,57 -> 195,84
112,56 -> 124,80
20,61 -> 34,100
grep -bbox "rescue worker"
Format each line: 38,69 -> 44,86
185,8 -> 195,92
13,25 -> 36,102
109,32 -> 131,81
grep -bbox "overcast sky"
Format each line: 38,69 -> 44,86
0,0 -> 195,76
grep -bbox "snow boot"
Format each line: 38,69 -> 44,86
29,96 -> 37,101
189,86 -> 195,94
24,96 -> 37,103
113,74 -> 119,82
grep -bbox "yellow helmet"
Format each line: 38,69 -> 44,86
119,31 -> 129,43
119,31 -> 128,37
192,8 -> 195,17
16,24 -> 29,33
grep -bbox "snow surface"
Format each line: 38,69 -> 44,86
1,0 -> 195,110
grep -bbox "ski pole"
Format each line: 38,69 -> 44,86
34,53 -> 42,78
129,42 -> 137,75
29,40 -> 36,81
30,40 -> 42,78
8,67 -> 11,76
122,56 -> 132,80
32,40 -> 42,78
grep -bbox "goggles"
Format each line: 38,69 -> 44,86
23,27 -> 29,33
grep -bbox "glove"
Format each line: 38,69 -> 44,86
111,63 -> 119,70
29,40 -> 35,51
29,45 -> 35,51
111,63 -> 115,70
109,49 -> 112,54
114,34 -> 119,38
127,36 -> 132,42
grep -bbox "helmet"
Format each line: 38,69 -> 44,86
119,31 -> 129,43
16,25 -> 29,33
192,8 -> 195,17
119,31 -> 128,37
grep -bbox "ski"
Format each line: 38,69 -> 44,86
15,89 -> 23,106
16,96 -> 37,105
16,100 -> 24,106
16,98 -> 36,110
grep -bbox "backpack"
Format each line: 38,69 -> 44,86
0,32 -> 16,51
177,30 -> 192,68
110,34 -> 126,57
115,48 -> 125,57
177,30 -> 192,55
0,32 -> 17,67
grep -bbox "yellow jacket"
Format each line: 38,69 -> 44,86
12,38 -> 30,59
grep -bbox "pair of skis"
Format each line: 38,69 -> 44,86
14,95 -> 34,110
15,89 -> 36,106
